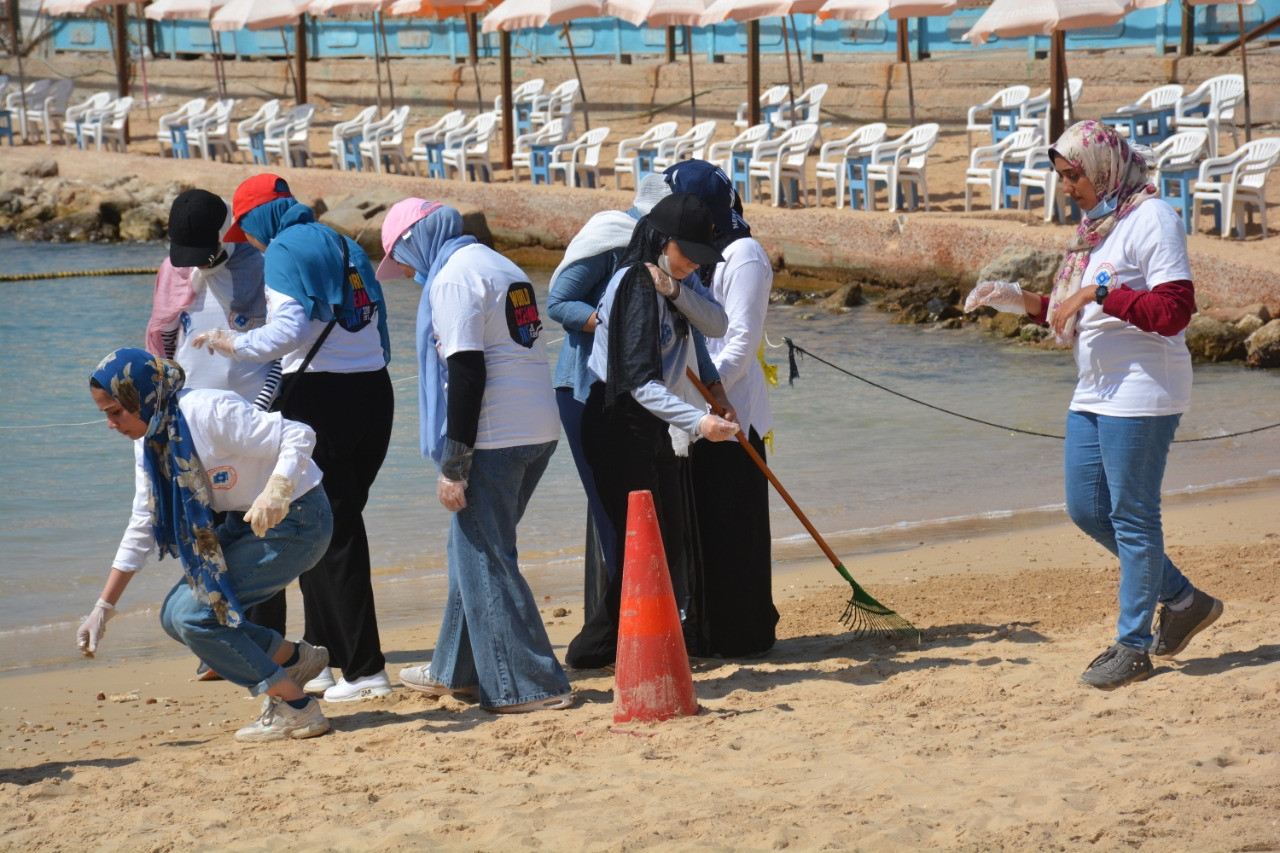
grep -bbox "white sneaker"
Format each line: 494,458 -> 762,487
398,664 -> 478,698
235,696 -> 329,743
323,670 -> 393,702
285,643 -> 329,691
303,666 -> 336,694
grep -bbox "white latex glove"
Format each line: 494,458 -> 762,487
190,328 -> 239,357
645,262 -> 680,298
244,474 -> 295,537
437,474 -> 468,513
964,280 -> 1027,314
77,598 -> 116,658
697,414 -> 740,443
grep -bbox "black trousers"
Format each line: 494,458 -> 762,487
690,429 -> 778,657
281,368 -> 394,680
565,384 -> 706,669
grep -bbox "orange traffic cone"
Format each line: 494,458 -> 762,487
613,489 -> 699,724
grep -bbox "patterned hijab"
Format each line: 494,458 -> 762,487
1047,120 -> 1159,342
91,348 -> 244,627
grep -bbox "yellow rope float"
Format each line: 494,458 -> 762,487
0,268 -> 159,282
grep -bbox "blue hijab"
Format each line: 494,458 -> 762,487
243,198 -> 392,364
91,348 -> 245,627
390,206 -> 478,463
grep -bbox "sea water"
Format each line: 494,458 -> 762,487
2,237 -> 1277,672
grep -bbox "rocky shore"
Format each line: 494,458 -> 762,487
3,151 -> 1279,368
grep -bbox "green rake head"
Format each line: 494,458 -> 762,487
835,566 -> 920,647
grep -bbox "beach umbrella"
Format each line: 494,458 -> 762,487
41,0 -> 142,100
816,0 -> 980,126
308,0 -> 395,110
386,0 -> 497,114
482,0 -> 637,165
145,0 -> 232,100
963,0 -> 1131,142
212,0 -> 311,103
616,0 -> 711,122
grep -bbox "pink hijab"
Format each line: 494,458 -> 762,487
1047,120 -> 1158,342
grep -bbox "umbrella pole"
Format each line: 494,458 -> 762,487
279,27 -> 298,103
666,26 -> 675,64
1049,30 -> 1065,143
747,20 -> 760,127
686,24 -> 696,124
210,25 -> 226,102
466,12 -> 483,115
501,28 -> 513,170
781,16 -> 795,116
380,14 -> 396,109
373,13 -> 383,113
1238,4 -> 1252,142
561,23 -> 589,130
898,19 -> 914,126
134,3 -> 151,121
295,14 -> 308,105
112,6 -> 129,98
789,12 -> 804,92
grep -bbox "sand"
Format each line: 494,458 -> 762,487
2,484 -> 1277,852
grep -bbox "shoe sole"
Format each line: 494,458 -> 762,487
1080,668 -> 1153,691
323,687 -> 393,703
235,720 -> 330,744
303,679 -> 336,694
483,694 -> 573,713
400,681 -> 478,698
1153,599 -> 1224,658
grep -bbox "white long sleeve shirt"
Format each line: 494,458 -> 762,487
232,285 -> 385,374
111,389 -> 323,573
705,237 -> 774,438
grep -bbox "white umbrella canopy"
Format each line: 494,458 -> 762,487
41,0 -> 140,100
480,0 -> 619,31
146,0 -> 233,99
212,0 -> 308,30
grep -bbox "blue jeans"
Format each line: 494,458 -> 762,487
429,441 -> 571,708
1064,410 -> 1191,651
160,487 -> 333,695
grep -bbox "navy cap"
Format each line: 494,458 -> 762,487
662,159 -> 748,237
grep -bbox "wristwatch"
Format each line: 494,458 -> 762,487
1094,284 -> 1109,304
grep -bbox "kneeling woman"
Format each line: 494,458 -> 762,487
80,348 -> 334,742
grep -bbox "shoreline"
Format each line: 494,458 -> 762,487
2,479 -> 1276,850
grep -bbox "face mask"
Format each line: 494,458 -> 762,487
1086,196 -> 1117,220
656,252 -> 676,279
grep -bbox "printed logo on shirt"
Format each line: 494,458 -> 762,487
1093,263 -> 1117,290
179,312 -> 192,336
228,311 -> 253,331
505,282 -> 542,349
338,249 -> 375,333
659,321 -> 673,348
207,466 -> 237,490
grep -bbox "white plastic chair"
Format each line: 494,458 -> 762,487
812,122 -> 886,209
708,122 -> 771,177
441,112 -> 498,182
547,126 -> 611,189
5,79 -> 52,140
966,85 -> 1030,145
964,126 -> 1043,212
865,123 -> 940,213
512,116 -> 571,182
235,100 -> 280,163
157,98 -> 207,156
1016,79 -> 1083,136
1151,130 -> 1208,186
746,123 -> 819,208
261,104 -> 316,168
613,121 -> 678,189
61,92 -> 112,147
529,79 -> 579,130
23,78 -> 74,145
492,78 -> 544,127
327,105 -> 378,171
1014,146 -> 1071,223
734,84 -> 789,130
189,98 -> 238,161
0,75 -> 9,101
652,120 -> 718,172
1191,137 -> 1280,239
410,110 -> 466,177
1115,84 -> 1184,116
358,105 -> 412,174
82,97 -> 134,153
1176,74 -> 1244,158
774,83 -> 828,134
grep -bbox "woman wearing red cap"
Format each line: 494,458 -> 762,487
194,173 -> 395,703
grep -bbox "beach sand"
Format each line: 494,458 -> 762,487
2,484 -> 1276,851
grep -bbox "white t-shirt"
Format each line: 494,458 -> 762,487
235,285 -> 386,374
175,262 -> 274,401
429,244 -> 560,450
706,237 -> 774,438
112,389 -> 323,573
1070,199 -> 1193,417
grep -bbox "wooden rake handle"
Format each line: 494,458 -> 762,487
685,367 -> 844,571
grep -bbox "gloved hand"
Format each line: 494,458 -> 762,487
645,262 -> 680,298
697,414 -> 740,442
190,328 -> 239,357
244,475 -> 295,537
437,474 -> 468,513
77,598 -> 116,658
964,280 -> 1027,314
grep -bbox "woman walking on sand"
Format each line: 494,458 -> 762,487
965,120 -> 1223,690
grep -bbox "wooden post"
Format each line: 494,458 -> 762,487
501,29 -> 513,170
1180,3 -> 1194,56
295,14 -> 308,105
666,26 -> 676,64
1049,30 -> 1065,143
113,6 -> 129,98
1238,4 -> 1252,142
466,12 -> 479,66
747,20 -> 760,127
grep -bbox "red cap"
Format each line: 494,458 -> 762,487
223,174 -> 294,243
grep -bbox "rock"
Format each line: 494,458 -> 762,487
819,282 -> 864,311
21,160 -> 58,179
977,247 -> 1062,293
119,205 -> 167,242
892,303 -> 931,324
1236,314 -> 1264,337
23,210 -> 118,243
1245,319 -> 1280,369
1202,304 -> 1272,325
985,313 -> 1023,338
1019,323 -> 1048,342
321,191 -> 492,260
877,280 -> 961,314
769,289 -> 804,306
1185,314 -> 1246,362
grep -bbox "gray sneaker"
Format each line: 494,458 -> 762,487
235,696 -> 330,743
1153,590 -> 1224,658
284,642 -> 329,691
1079,644 -> 1153,690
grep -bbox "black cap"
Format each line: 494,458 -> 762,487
168,189 -> 228,268
646,192 -> 725,267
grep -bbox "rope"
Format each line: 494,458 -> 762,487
0,268 -> 159,282
783,337 -> 1280,444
